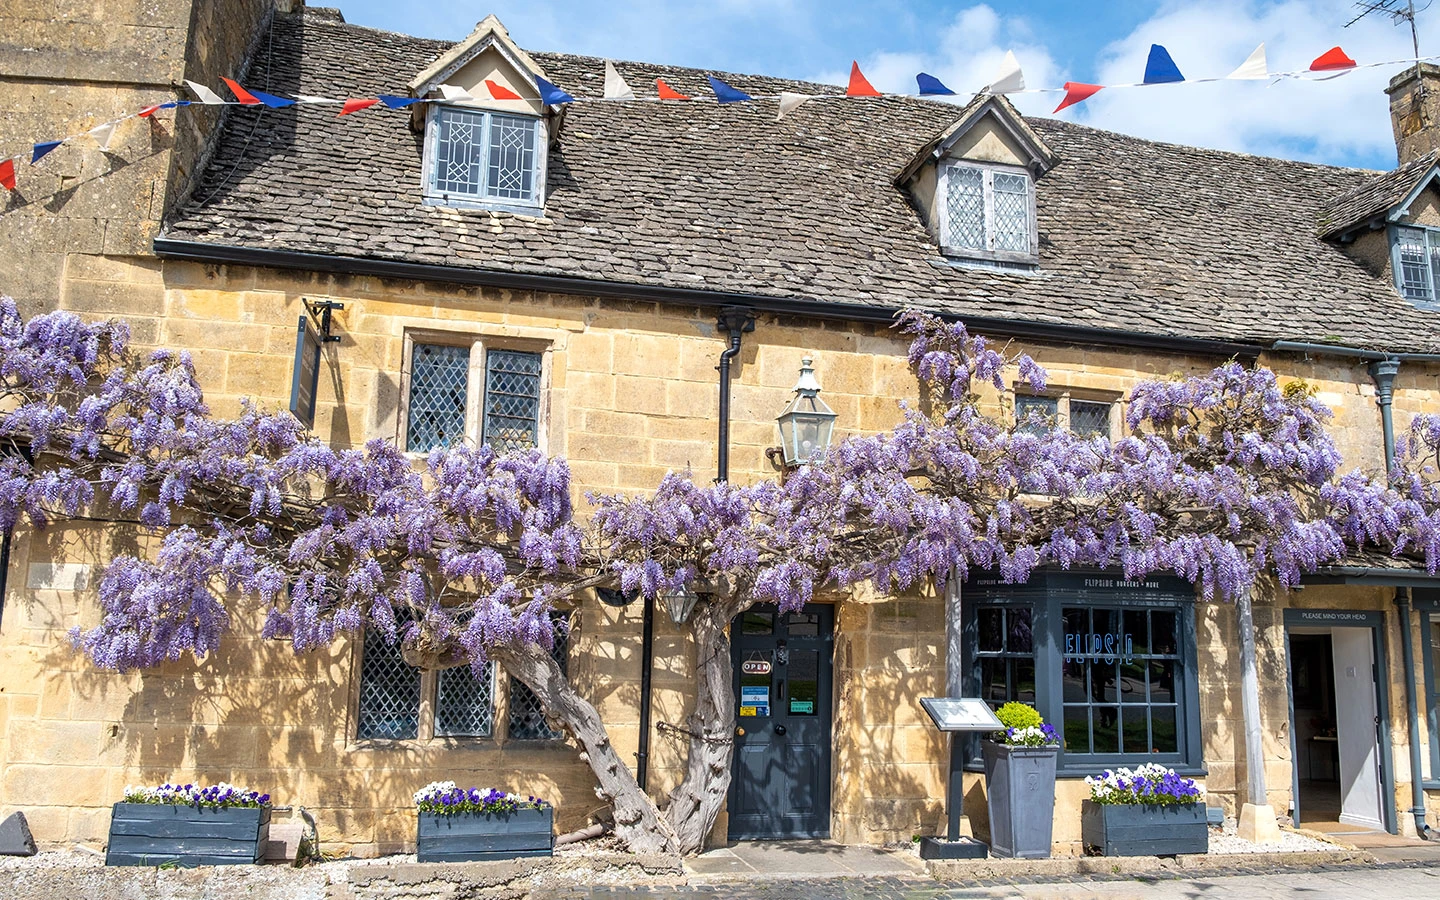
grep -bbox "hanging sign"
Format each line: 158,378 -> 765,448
741,659 -> 772,675
289,315 -> 322,430
739,685 -> 770,718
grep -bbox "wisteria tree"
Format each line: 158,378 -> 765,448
0,298 -> 1422,857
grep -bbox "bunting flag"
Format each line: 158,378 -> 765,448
0,159 -> 14,192
846,61 -> 882,97
1054,82 -> 1103,113
656,78 -> 689,100
1228,43 -> 1268,80
338,98 -> 379,116
297,95 -> 342,104
988,51 -> 1025,94
88,121 -> 117,150
916,73 -> 955,96
1143,44 -> 1185,84
438,84 -> 475,102
137,105 -> 164,118
1311,46 -> 1357,71
378,94 -> 421,109
221,77 -> 262,105
186,80 -> 227,105
777,91 -> 811,120
248,90 -> 294,108
708,75 -> 751,103
485,80 -> 523,101
31,140 -> 62,164
536,76 -> 575,106
604,61 -> 635,100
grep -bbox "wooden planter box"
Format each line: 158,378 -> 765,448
1081,800 -> 1208,857
416,806 -> 554,863
106,803 -> 270,867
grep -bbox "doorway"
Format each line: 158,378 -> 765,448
1285,611 -> 1395,834
727,603 -> 834,839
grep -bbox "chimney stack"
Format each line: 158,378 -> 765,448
1387,63 -> 1440,166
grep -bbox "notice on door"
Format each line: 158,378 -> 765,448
740,685 -> 770,717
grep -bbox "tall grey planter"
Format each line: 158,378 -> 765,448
416,806 -> 554,863
981,740 -> 1058,859
106,803 -> 270,867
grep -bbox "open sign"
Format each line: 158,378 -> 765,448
741,660 -> 772,675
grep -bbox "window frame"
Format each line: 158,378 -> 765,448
421,103 -> 548,214
1421,604 -> 1440,788
962,571 -> 1206,777
937,160 -> 1038,264
1388,224 -> 1440,308
397,329 -> 551,456
1014,390 -> 1120,440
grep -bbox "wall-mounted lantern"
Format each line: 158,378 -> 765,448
769,357 -> 837,469
663,584 -> 700,625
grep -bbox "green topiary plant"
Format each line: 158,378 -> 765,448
995,701 -> 1042,731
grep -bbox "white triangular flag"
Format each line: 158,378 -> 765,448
1227,43 -> 1268,80
296,94 -> 341,104
185,80 -> 226,105
438,84 -> 476,102
88,122 -> 117,151
604,61 -> 635,100
777,92 -> 811,120
987,51 -> 1025,94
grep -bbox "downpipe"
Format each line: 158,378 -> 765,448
715,308 -> 755,483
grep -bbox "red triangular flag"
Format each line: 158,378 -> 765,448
338,98 -> 380,116
484,80 -> 523,101
846,61 -> 882,97
656,78 -> 690,100
138,105 -> 163,118
221,77 -> 262,105
0,159 -> 14,191
1054,82 -> 1103,113
1310,46 -> 1357,71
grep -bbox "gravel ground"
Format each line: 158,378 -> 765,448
1207,817 -> 1343,854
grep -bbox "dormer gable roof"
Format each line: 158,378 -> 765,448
896,93 -> 1058,187
1319,150 -> 1440,241
407,14 -> 549,113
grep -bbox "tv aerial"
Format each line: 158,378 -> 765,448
1346,0 -> 1427,60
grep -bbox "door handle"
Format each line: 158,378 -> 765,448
774,724 -> 787,736
735,726 -> 745,737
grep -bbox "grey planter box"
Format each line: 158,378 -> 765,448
981,741 -> 1058,859
1081,800 -> 1208,856
416,806 -> 554,863
106,803 -> 270,867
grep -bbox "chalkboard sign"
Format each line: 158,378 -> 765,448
920,697 -> 1003,732
289,316 -> 322,430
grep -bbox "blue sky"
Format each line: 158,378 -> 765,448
332,1 -> 1440,170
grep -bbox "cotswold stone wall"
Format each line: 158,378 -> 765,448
2,250 -> 1439,852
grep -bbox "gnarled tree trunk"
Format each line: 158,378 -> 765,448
663,596 -> 740,855
495,641 -> 680,855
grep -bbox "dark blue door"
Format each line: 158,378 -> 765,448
728,604 -> 834,839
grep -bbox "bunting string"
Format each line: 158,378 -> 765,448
4,43 -> 1439,195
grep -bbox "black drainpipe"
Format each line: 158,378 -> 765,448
1369,359 -> 1434,840
636,592 -> 654,791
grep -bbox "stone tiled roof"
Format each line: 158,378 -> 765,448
162,8 -> 1440,353
1318,150 -> 1439,240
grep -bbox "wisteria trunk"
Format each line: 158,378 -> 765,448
663,597 -> 740,855
494,642 -> 680,856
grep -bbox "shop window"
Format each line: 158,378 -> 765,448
1424,612 -> 1440,785
402,335 -> 545,454
965,571 -> 1203,775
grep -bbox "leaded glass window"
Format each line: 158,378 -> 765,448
509,617 -> 570,741
429,106 -> 541,207
482,350 -> 542,453
939,163 -> 1035,259
435,662 -> 495,737
1015,395 -> 1058,434
356,629 -> 422,740
406,343 -> 470,452
1070,400 -> 1113,440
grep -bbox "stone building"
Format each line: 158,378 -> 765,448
5,0 -> 1440,856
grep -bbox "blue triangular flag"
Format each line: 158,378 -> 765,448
378,95 -> 422,109
248,89 -> 296,108
535,76 -> 575,106
1142,44 -> 1184,84
31,141 -> 62,164
916,73 -> 955,96
707,75 -> 751,104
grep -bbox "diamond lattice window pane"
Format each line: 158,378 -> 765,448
487,115 -> 538,201
1070,400 -> 1112,439
356,629 -> 421,740
1397,228 -> 1432,300
508,619 -> 568,741
483,349 -> 542,453
1016,395 -> 1058,435
407,343 -> 470,452
992,173 -> 1031,253
435,662 -> 495,737
946,166 -> 985,250
434,107 -> 488,197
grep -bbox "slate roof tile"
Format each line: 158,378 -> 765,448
163,8 -> 1440,353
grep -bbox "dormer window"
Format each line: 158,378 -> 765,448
424,106 -> 545,212
1390,225 -> 1440,306
939,161 -> 1036,262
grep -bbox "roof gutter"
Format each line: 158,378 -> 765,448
1302,566 -> 1440,586
152,238 -> 1265,359
1270,340 -> 1440,362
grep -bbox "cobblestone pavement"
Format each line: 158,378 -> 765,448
533,862 -> 1440,899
